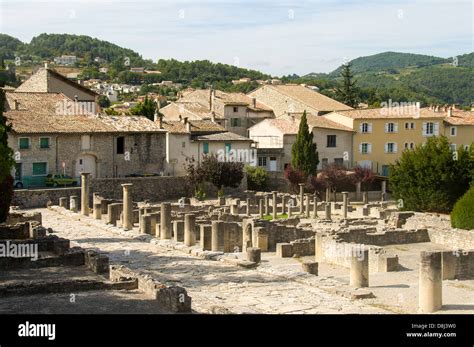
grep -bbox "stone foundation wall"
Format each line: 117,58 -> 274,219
428,228 -> 474,250
336,227 -> 430,246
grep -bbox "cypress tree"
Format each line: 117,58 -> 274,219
291,111 -> 319,177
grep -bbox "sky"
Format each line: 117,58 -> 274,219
0,0 -> 472,76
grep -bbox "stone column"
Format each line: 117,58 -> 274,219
140,214 -> 152,234
259,199 -> 264,218
356,181 -> 362,201
299,183 -> 305,214
59,197 -> 68,208
173,220 -> 185,242
264,194 -> 269,216
302,261 -> 318,275
342,191 -> 349,219
230,204 -> 238,216
80,172 -> 90,216
211,221 -> 224,252
325,187 -> 330,202
281,195 -> 286,215
362,192 -> 368,205
272,191 -> 277,220
350,249 -> 369,287
92,193 -> 101,220
419,251 -> 442,313
184,213 -> 196,246
69,195 -> 79,213
160,203 -> 172,239
246,198 -> 251,216
381,180 -> 387,201
313,196 -> 318,219
288,200 -> 292,217
107,203 -> 123,226
200,224 -> 212,250
121,184 -> 133,230
325,202 -> 331,220
247,247 -> 261,263
305,193 -> 311,218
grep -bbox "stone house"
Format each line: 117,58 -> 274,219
160,89 -> 274,137
248,113 -> 354,172
16,66 -> 99,114
247,84 -> 352,117
161,118 -> 254,176
4,91 -> 166,187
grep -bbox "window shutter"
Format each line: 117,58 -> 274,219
394,123 -> 398,133
359,123 -> 363,133
359,143 -> 363,153
384,123 -> 388,132
384,143 -> 388,153
368,123 -> 372,133
368,143 -> 372,153
422,122 -> 427,135
434,122 -> 439,135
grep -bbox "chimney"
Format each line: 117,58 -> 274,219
44,62 -> 48,69
159,116 -> 163,129
435,105 -> 439,112
211,111 -> 216,123
251,97 -> 256,108
154,111 -> 159,122
178,114 -> 182,121
447,108 -> 452,117
185,119 -> 191,132
74,95 -> 78,102
210,89 -> 215,111
13,99 -> 19,110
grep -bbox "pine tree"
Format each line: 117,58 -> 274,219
291,111 -> 319,177
335,63 -> 359,108
0,88 -> 15,222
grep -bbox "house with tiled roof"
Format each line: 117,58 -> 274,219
4,91 -> 166,187
324,106 -> 474,176
248,112 -> 354,172
160,89 -> 274,137
247,84 -> 352,117
160,117 -> 253,176
15,65 -> 99,114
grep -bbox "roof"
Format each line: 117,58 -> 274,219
194,132 -> 253,142
6,112 -> 166,134
288,113 -> 354,132
261,84 -> 352,112
161,119 -> 226,134
5,91 -> 87,114
328,107 -> 449,120
15,67 -> 97,96
443,111 -> 474,125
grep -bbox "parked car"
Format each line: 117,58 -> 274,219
45,174 -> 78,187
13,179 -> 24,189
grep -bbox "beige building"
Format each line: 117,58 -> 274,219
5,91 -> 166,187
248,113 -> 354,172
325,106 -> 474,176
16,66 -> 99,114
160,89 -> 274,137
162,118 -> 254,176
247,84 -> 352,117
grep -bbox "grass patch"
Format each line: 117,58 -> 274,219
262,213 -> 288,220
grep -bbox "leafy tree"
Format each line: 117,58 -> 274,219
450,186 -> 474,229
98,95 -> 110,108
351,165 -> 376,192
130,96 -> 156,121
317,163 -> 351,201
335,63 -> 359,108
291,111 -> 319,177
0,88 -> 15,222
245,165 -> 269,191
389,136 -> 472,213
284,165 -> 306,193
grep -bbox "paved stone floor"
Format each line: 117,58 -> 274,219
28,207 -> 386,314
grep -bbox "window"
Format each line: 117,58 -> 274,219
405,122 -> 415,130
360,143 -> 371,154
19,137 -> 30,150
14,163 -> 22,180
326,135 -> 336,148
258,156 -> 267,167
450,144 -> 457,152
32,162 -> 47,176
423,122 -> 438,136
116,136 -> 125,154
360,123 -> 372,133
203,142 -> 209,154
450,127 -> 457,136
405,122 -> 409,129
385,122 -> 398,133
225,143 -> 231,153
81,135 -> 91,150
410,142 -> 415,149
231,118 -> 241,127
39,137 -> 50,149
404,142 -> 409,149
322,158 -> 328,168
411,123 -> 415,129
385,142 -> 397,153
233,106 -> 238,113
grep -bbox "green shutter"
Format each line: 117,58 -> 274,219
40,138 -> 50,149
203,143 -> 209,154
32,163 -> 47,176
19,138 -> 29,149
225,143 -> 231,152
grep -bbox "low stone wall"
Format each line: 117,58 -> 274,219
428,228 -> 474,250
336,227 -> 430,246
12,187 -> 81,209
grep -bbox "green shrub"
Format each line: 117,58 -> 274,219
245,165 -> 269,191
389,136 -> 472,213
451,186 -> 474,229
